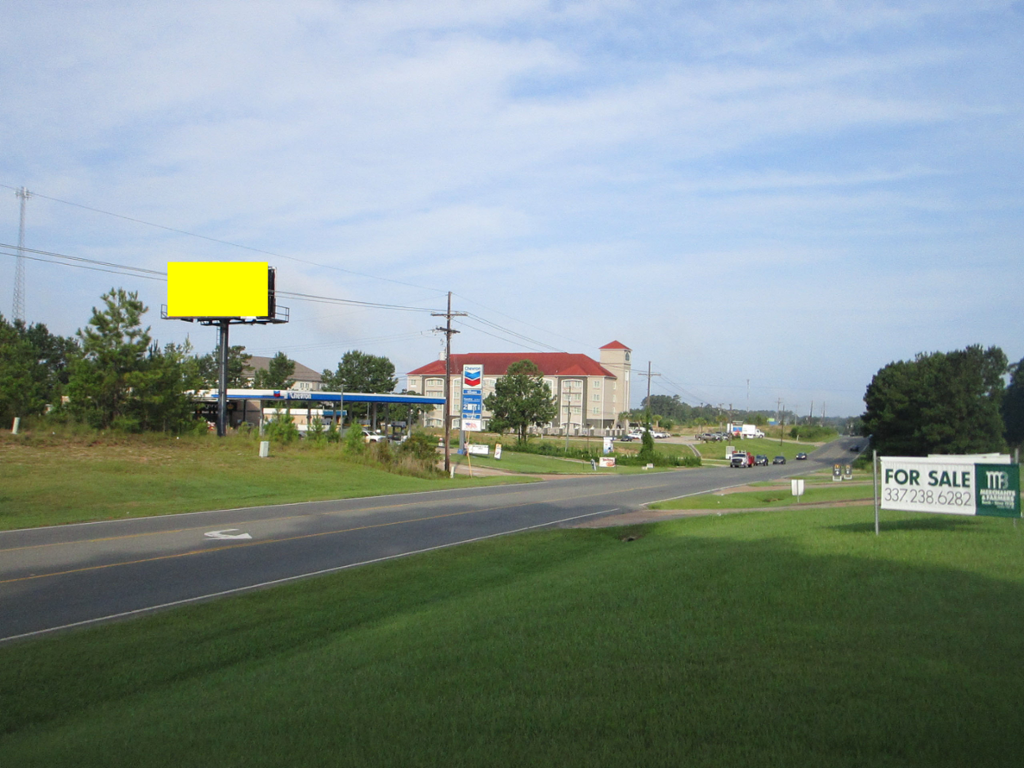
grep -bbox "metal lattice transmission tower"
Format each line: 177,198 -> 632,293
12,187 -> 31,322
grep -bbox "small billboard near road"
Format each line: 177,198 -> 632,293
879,455 -> 1020,518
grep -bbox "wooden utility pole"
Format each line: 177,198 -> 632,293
432,292 -> 465,475
637,361 -> 660,430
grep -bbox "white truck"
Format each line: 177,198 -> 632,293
726,423 -> 765,439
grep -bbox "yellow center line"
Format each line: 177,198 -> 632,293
0,481 -> 673,585
0,481 -> 669,555
0,493 -> 513,554
0,499 -> 541,585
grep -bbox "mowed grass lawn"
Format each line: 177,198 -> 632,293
459,450 -> 675,475
3,505 -> 1024,766
0,433 -> 530,530
651,481 -> 875,511
692,437 -> 819,462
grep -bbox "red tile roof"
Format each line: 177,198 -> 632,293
408,353 -> 616,379
599,340 -> 631,350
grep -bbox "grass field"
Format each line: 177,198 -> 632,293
0,432 -> 530,531
3,504 -> 1024,766
651,480 -> 875,511
691,437 -> 820,462
455,450 -> 674,475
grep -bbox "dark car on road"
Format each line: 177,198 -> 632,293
795,452 -> 808,460
773,455 -> 786,465
754,454 -> 769,466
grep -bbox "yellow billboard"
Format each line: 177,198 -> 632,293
166,262 -> 269,318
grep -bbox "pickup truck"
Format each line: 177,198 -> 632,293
730,452 -> 753,468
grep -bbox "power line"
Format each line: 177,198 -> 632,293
0,250 -> 167,283
274,290 -> 441,314
0,241 -> 597,355
0,182 -> 442,293
0,243 -> 448,314
453,291 -> 591,351
0,243 -> 166,277
0,183 -> 619,358
460,316 -> 562,353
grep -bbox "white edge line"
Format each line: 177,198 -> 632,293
0,507 -> 621,645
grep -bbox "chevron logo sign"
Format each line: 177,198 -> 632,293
463,366 -> 482,389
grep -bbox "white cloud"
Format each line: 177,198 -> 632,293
1,0 -> 1022,415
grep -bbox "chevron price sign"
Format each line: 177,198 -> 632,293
461,364 -> 483,432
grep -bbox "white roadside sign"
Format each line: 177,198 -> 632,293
879,455 -> 1019,518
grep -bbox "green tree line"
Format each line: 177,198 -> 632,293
863,344 -> 1024,456
1,288 -> 406,434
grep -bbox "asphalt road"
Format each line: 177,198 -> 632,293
0,437 -> 866,643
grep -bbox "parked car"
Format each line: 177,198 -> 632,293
773,455 -> 786,465
795,452 -> 808,460
618,434 -> 635,442
362,429 -> 387,443
754,454 -> 769,466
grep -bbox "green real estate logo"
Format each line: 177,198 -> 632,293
975,464 -> 1021,518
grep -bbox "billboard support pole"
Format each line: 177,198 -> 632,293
873,450 -> 880,536
164,264 -> 289,438
217,319 -> 229,437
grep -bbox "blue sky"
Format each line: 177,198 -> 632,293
2,1 -> 1022,417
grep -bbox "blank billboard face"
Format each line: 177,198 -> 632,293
167,262 -> 269,318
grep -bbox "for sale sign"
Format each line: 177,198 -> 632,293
976,464 -> 1021,517
879,456 -> 1020,518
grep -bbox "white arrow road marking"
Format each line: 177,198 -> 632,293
204,529 -> 253,541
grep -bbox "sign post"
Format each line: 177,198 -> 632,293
164,262 -> 288,436
791,478 -> 804,502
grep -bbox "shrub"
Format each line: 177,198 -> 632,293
789,425 -> 838,442
343,425 -> 367,455
398,432 -> 440,462
615,453 -> 701,468
307,416 -> 327,446
506,440 -> 601,461
265,408 -> 300,444
638,429 -> 656,463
